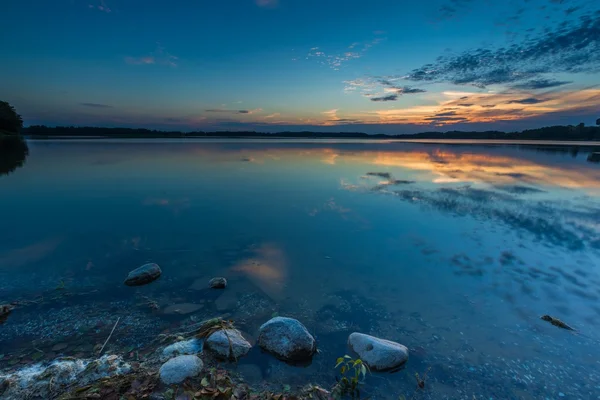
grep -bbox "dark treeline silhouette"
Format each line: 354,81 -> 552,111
22,123 -> 600,141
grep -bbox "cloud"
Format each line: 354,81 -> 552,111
371,95 -> 398,102
511,79 -> 572,90
205,108 -> 262,114
307,37 -> 384,71
507,97 -> 547,104
406,10 -> 600,87
125,44 -> 178,67
80,102 -> 112,108
88,0 -> 111,13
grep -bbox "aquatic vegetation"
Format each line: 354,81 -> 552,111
332,355 -> 369,399
540,315 -> 576,331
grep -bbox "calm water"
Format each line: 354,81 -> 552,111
1,140 -> 600,399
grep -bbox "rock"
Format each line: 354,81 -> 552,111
162,303 -> 204,315
347,332 -> 409,371
215,291 -> 237,311
209,277 -> 227,289
159,355 -> 203,385
257,317 -> 316,361
206,329 -> 251,360
162,339 -> 203,359
124,263 -> 161,286
0,304 -> 13,324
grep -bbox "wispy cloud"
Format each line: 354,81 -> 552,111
511,79 -> 572,90
307,36 -> 385,71
125,44 -> 178,67
205,108 -> 263,114
371,94 -> 398,102
507,97 -> 547,105
407,9 -> 600,88
80,102 -> 112,108
88,0 -> 111,13
344,76 -> 426,100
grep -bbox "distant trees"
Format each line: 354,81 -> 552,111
596,118 -> 600,126
0,101 -> 23,135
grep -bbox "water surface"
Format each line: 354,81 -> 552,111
1,140 -> 600,399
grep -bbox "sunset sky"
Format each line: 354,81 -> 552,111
2,0 -> 599,133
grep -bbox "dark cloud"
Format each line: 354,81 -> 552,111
406,11 -> 600,87
205,109 -> 250,114
457,103 -> 474,107
80,102 -> 112,108
371,94 -> 398,102
511,79 -> 572,89
377,80 -> 426,94
481,104 -> 497,108
507,97 -> 547,104
396,86 -> 426,94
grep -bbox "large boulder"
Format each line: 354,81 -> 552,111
257,317 -> 316,361
206,329 -> 251,360
209,277 -> 227,289
159,355 -> 203,385
347,333 -> 408,371
124,263 -> 161,286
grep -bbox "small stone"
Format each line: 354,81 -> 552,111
348,332 -> 409,371
159,355 -> 203,385
257,317 -> 316,361
163,303 -> 203,315
206,329 -> 252,360
124,263 -> 161,286
52,343 -> 68,352
209,277 -> 227,289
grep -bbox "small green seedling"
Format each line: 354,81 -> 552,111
333,355 -> 369,398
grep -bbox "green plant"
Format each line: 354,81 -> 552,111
333,355 -> 369,399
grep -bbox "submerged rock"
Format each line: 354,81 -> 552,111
209,277 -> 227,289
163,303 -> 204,315
0,304 -> 13,324
124,263 -> 162,286
348,332 -> 408,371
257,317 -> 316,361
206,329 -> 252,360
159,355 -> 203,385
162,338 -> 203,359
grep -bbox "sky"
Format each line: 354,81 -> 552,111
1,0 -> 599,134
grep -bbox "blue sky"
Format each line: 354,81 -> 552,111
1,0 -> 599,133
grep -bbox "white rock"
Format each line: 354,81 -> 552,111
348,332 -> 408,371
159,355 -> 203,385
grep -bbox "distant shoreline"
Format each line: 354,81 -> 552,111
23,135 -> 600,147
20,123 -> 600,144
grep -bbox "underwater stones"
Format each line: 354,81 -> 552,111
162,338 -> 203,359
348,332 -> 409,371
206,329 -> 252,360
159,355 -> 203,385
163,303 -> 204,315
209,277 -> 227,289
257,317 -> 316,361
124,263 -> 161,286
0,304 -> 13,324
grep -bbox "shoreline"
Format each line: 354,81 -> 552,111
23,136 -> 600,147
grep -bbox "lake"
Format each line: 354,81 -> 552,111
1,139 -> 600,399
